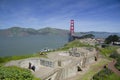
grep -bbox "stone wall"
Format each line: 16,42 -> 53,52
79,38 -> 98,45
59,65 -> 77,80
20,59 -> 40,70
40,58 -> 54,68
5,58 -> 41,70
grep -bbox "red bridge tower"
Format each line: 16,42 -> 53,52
69,20 -> 75,41
70,20 -> 74,36
69,20 -> 82,42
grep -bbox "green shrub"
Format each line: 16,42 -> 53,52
0,66 -> 39,80
99,46 -> 117,56
110,52 -> 120,71
93,68 -> 120,80
105,35 -> 119,44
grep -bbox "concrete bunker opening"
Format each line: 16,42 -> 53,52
77,66 -> 82,72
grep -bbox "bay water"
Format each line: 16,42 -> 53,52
0,35 -> 68,57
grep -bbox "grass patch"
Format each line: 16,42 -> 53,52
106,73 -> 120,80
0,53 -> 47,64
0,66 -> 40,80
93,68 -> 120,80
99,46 -> 118,57
58,40 -> 93,51
110,51 -> 120,71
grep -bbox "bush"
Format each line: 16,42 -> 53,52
110,52 -> 120,59
110,52 -> 120,71
0,66 -> 39,80
105,35 -> 119,44
93,68 -> 120,80
99,46 -> 117,56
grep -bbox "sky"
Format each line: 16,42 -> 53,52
0,0 -> 120,32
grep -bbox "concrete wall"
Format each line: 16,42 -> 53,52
58,59 -> 72,67
19,58 -> 41,70
59,65 -> 77,80
40,59 -> 54,68
44,65 -> 78,80
85,56 -> 95,65
45,72 -> 58,80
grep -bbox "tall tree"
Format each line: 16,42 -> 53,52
81,34 -> 95,38
105,35 -> 119,44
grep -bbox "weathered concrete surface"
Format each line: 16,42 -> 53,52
32,66 -> 55,79
79,38 -> 98,45
5,47 -> 98,80
5,57 -> 41,70
5,57 -> 56,80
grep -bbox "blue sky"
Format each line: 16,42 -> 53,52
0,0 -> 120,32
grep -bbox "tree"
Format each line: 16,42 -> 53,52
105,35 -> 119,44
81,34 -> 95,38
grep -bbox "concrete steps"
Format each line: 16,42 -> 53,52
55,68 -> 63,80
42,68 -> 59,80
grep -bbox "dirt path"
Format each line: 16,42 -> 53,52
106,48 -> 120,76
107,60 -> 120,76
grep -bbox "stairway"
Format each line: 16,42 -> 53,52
55,68 -> 63,80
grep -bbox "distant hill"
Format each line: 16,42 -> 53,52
38,27 -> 69,35
0,27 -> 69,37
0,27 -> 38,37
0,27 -> 120,38
76,31 -> 120,38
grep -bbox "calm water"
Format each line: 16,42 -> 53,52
0,35 -> 68,57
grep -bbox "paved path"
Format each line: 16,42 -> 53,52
107,60 -> 120,76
